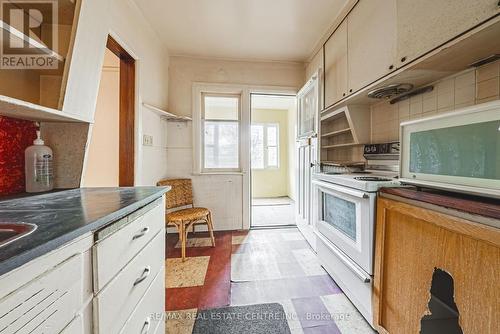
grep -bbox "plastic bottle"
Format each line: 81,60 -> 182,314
25,130 -> 54,193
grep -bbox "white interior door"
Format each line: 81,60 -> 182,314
296,72 -> 320,250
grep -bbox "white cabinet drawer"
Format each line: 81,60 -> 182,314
119,268 -> 165,334
93,201 -> 164,291
0,254 -> 82,334
93,231 -> 165,334
60,314 -> 83,334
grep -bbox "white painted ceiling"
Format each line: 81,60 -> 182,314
133,0 -> 348,62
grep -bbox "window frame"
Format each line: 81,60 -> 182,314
251,122 -> 280,170
201,93 -> 242,173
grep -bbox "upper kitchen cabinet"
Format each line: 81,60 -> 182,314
347,0 -> 397,93
324,20 -> 348,109
396,0 -> 500,66
0,0 -> 110,122
0,1 -> 79,113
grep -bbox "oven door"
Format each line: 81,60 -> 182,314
312,179 -> 376,274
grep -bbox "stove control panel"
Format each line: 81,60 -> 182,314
363,142 -> 400,160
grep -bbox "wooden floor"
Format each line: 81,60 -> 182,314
165,228 -> 374,333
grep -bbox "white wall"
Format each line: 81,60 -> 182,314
108,0 -> 170,185
251,108 -> 290,198
83,50 -> 120,187
167,56 -> 304,230
74,0 -> 170,186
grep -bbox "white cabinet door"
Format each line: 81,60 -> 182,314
396,0 -> 500,65
296,73 -> 320,250
0,255 -> 83,334
348,0 -> 397,92
324,20 -> 348,108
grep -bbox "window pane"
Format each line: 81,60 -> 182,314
267,125 -> 277,146
323,194 -> 357,241
204,96 -> 239,120
205,123 -> 215,145
251,125 -> 264,169
204,121 -> 239,169
268,146 -> 278,167
299,89 -> 315,136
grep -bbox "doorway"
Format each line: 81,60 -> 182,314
83,36 -> 136,187
250,94 -> 297,228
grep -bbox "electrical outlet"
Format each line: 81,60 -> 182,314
142,134 -> 153,146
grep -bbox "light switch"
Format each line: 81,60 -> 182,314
143,134 -> 153,146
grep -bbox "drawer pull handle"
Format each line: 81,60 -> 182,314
133,227 -> 150,240
133,266 -> 151,286
141,317 -> 151,334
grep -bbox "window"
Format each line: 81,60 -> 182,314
251,123 -> 279,169
202,94 -> 240,171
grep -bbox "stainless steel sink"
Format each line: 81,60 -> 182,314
0,223 -> 37,248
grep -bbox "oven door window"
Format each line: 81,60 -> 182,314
322,193 -> 357,241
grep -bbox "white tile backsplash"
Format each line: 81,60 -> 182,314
370,60 -> 500,143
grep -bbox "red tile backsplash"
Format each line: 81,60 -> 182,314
0,116 -> 37,195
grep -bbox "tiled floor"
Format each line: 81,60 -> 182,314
165,228 -> 374,333
251,197 -> 295,227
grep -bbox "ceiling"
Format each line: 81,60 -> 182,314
133,0 -> 348,62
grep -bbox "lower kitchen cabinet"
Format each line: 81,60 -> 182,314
0,196 -> 166,334
373,197 -> 500,333
92,197 -> 166,334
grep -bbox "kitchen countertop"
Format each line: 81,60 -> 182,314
379,187 -> 500,222
0,187 -> 170,276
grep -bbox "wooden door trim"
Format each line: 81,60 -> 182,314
106,36 -> 135,186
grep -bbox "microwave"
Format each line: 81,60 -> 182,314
400,100 -> 500,199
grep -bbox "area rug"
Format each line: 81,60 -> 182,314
192,303 -> 291,334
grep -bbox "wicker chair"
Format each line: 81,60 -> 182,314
157,178 -> 215,261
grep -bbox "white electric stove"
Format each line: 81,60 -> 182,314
313,170 -> 399,192
312,142 -> 401,328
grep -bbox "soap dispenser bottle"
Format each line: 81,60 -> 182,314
25,130 -> 54,193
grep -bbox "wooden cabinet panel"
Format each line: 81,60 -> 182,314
348,0 -> 397,92
324,20 -> 348,108
373,197 -> 500,333
396,0 -> 500,65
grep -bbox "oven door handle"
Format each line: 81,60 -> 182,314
316,233 -> 371,283
312,180 -> 370,199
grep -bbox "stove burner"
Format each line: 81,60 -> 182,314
351,171 -> 371,174
354,177 -> 392,182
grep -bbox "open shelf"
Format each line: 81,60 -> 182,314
322,160 -> 366,166
322,143 -> 364,149
143,103 -> 192,121
0,95 -> 88,122
0,20 -> 64,62
321,128 -> 351,138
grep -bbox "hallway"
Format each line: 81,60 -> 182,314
165,228 -> 374,333
252,197 -> 296,227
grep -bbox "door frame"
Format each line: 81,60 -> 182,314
249,92 -> 298,229
192,83 -> 297,230
106,35 -> 136,186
